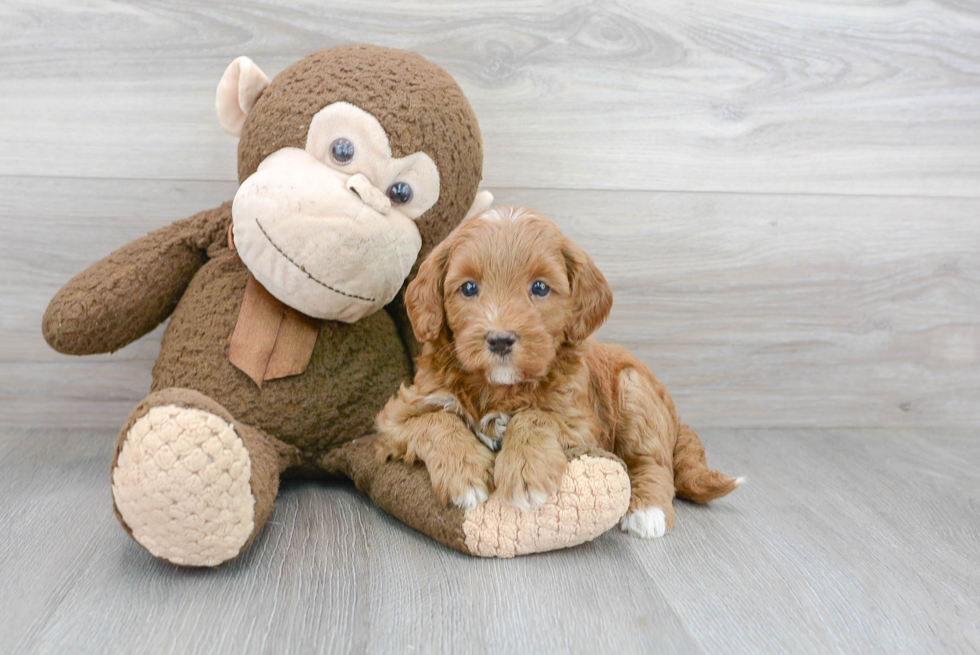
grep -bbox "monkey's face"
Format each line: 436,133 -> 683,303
216,46 -> 484,323
231,102 -> 440,321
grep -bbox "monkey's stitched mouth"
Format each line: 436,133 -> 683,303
254,219 -> 376,303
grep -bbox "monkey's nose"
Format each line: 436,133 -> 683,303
346,173 -> 391,215
486,331 -> 517,356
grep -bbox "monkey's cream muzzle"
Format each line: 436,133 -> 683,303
231,102 -> 440,323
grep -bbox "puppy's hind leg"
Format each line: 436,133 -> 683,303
620,455 -> 677,539
614,368 -> 678,539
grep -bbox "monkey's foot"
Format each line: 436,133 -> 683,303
461,447 -> 631,557
324,440 -> 630,558
111,404 -> 255,567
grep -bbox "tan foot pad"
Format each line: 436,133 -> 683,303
111,405 -> 255,567
462,455 -> 631,558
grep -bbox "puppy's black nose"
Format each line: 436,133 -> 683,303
486,331 -> 517,356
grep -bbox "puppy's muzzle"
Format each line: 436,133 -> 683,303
486,331 -> 517,356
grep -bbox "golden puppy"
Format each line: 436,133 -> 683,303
377,206 -> 740,538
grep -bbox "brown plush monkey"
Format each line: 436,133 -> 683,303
42,45 -> 630,566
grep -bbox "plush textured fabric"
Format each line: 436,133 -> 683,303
111,388 -> 297,566
323,442 -> 630,557
462,449 -> 631,558
113,405 -> 255,566
42,203 -> 230,355
151,244 -> 412,453
45,45 -> 630,565
321,437 -> 472,553
227,274 -> 320,386
238,44 -> 482,266
231,143 -> 428,321
216,56 -> 271,136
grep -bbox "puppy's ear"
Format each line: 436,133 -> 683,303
563,238 -> 613,343
406,238 -> 453,342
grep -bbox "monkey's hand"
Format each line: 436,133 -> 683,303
42,201 -> 232,355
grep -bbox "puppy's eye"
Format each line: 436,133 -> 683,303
530,280 -> 551,298
460,281 -> 479,298
387,182 -> 413,205
330,138 -> 355,165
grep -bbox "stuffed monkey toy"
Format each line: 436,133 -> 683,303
42,45 -> 630,566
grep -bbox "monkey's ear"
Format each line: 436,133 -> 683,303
406,239 -> 453,343
464,190 -> 494,221
563,238 -> 613,343
216,56 -> 271,137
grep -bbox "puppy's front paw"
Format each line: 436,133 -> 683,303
493,445 -> 567,510
451,484 -> 489,509
374,435 -> 407,463
427,447 -> 495,510
620,507 -> 670,539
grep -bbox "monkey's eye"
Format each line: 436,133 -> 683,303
387,182 -> 413,205
460,281 -> 479,298
530,281 -> 551,298
330,138 -> 355,165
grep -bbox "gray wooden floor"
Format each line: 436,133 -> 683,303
2,1 -> 979,653
3,427 -> 979,654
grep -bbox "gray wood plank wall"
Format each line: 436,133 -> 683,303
2,3 -> 979,653
2,0 -> 977,431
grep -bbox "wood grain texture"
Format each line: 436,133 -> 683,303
631,427 -> 980,654
1,0 -> 978,195
501,187 -> 980,429
2,427 -> 978,654
2,2 -> 979,653
5,177 -> 977,429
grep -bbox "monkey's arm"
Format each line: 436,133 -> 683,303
43,201 -> 232,355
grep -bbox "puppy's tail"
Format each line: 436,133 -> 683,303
672,424 -> 742,503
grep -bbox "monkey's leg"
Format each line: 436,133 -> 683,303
110,388 -> 300,567
321,439 -> 630,558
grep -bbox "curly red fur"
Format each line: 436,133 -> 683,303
377,207 -> 739,526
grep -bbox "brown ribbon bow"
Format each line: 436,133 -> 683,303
227,224 -> 320,387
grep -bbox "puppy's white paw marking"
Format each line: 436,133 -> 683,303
735,477 -> 746,487
527,489 -> 549,507
453,485 -> 489,509
505,488 -> 549,511
620,507 -> 667,539
508,492 -> 531,511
